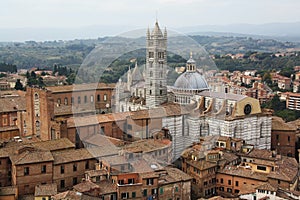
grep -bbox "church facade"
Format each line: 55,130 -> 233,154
115,21 -> 272,159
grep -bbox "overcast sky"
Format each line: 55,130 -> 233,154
0,0 -> 299,29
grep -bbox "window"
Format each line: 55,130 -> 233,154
143,189 -> 147,197
73,177 -> 78,185
150,81 -> 152,86
128,178 -> 134,184
84,95 -> 87,103
57,98 -> 61,104
132,192 -> 136,198
97,94 -> 100,102
149,90 -> 152,95
60,165 -> 64,174
41,165 -> 46,174
219,187 -> 224,191
160,81 -> 162,87
85,161 -> 89,169
149,52 -> 154,58
118,180 -> 124,185
160,187 -> 164,194
278,180 -> 281,184
64,97 -> 68,105
220,178 -> 223,184
73,164 -> 77,171
160,90 -> 163,95
71,97 -> 74,104
228,180 -> 231,185
127,124 -> 132,130
78,96 -> 81,104
257,165 -> 266,171
121,165 -> 125,171
104,94 -> 107,101
288,136 -> 290,142
147,178 -> 154,185
235,181 -> 239,186
227,188 -> 232,193
175,186 -> 179,192
42,198 -> 46,200
150,71 -> 153,77
60,180 -> 65,189
276,134 -> 279,140
234,189 -> 240,193
90,95 -> 94,103
121,192 -> 129,199
24,167 -> 29,176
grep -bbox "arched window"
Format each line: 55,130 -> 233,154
90,95 -> 94,103
64,97 -> 68,105
200,124 -> 202,137
34,93 -> 39,100
260,123 -> 264,138
97,94 -> 100,102
57,98 -> 61,104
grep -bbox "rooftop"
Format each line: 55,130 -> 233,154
52,148 -> 94,164
46,83 -> 115,93
0,96 -> 26,113
123,139 -> 171,153
34,183 -> 57,197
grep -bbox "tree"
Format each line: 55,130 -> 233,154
14,79 -> 24,90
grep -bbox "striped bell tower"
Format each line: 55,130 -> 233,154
145,21 -> 168,108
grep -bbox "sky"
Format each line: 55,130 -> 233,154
0,0 -> 300,29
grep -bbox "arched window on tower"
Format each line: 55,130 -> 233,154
200,124 -> 202,137
260,122 -> 264,138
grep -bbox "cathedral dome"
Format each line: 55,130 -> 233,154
173,71 -> 209,91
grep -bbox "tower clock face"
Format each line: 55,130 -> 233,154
244,104 -> 252,115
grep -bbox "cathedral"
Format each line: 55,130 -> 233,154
115,21 -> 272,159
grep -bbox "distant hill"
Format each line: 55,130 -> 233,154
0,34 -> 299,70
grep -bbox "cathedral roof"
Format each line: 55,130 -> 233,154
132,62 -> 144,82
173,71 -> 209,91
151,21 -> 163,37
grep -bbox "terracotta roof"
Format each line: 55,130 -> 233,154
101,155 -> 129,166
31,138 -> 75,151
255,183 -> 277,192
67,112 -> 131,128
268,156 -> 298,182
86,146 -> 119,158
73,180 -> 100,193
85,169 -> 108,177
97,180 -> 117,195
46,83 -> 115,93
10,147 -> 54,165
272,116 -> 296,131
219,166 -> 268,181
130,104 -> 189,120
52,148 -> 94,164
123,139 -> 171,153
0,96 -> 26,112
0,186 -> 17,196
158,167 -> 192,185
242,148 -> 277,161
52,190 -> 81,200
82,134 -> 124,148
35,183 -> 57,196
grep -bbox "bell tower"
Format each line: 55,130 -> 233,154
145,21 -> 168,108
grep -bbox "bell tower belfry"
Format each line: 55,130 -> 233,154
145,21 -> 168,108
